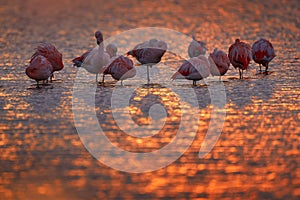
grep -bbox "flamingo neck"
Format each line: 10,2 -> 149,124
98,43 -> 105,54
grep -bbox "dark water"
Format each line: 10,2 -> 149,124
0,0 -> 299,199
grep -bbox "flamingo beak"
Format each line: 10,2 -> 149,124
97,38 -> 103,45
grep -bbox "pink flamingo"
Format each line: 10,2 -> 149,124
188,36 -> 207,58
252,38 -> 276,72
171,55 -> 210,86
100,55 -> 136,85
26,55 -> 53,87
127,39 -> 167,84
209,48 -> 230,80
31,42 -> 63,82
228,39 -> 251,79
72,30 -> 111,83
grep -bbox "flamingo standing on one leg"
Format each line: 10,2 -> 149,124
72,30 -> 110,83
228,39 -> 251,79
31,42 -> 64,82
171,55 -> 210,86
127,39 -> 167,84
99,55 -> 136,85
188,36 -> 207,58
209,48 -> 230,80
252,38 -> 276,72
26,55 -> 53,88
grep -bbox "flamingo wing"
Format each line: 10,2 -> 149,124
26,55 -> 53,81
229,41 -> 251,70
128,39 -> 167,64
102,56 -> 135,80
72,49 -> 92,67
210,50 -> 230,76
31,42 -> 64,72
252,39 -> 275,66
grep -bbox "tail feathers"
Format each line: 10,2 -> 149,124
72,60 -> 83,67
126,50 -> 136,57
171,72 -> 185,80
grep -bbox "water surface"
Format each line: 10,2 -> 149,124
0,0 -> 299,199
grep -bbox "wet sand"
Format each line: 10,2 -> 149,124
0,0 -> 299,199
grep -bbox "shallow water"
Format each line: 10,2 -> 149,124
0,0 -> 299,199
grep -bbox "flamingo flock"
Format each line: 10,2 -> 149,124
25,30 -> 276,87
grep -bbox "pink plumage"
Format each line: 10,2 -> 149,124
127,38 -> 167,84
171,55 -> 210,86
26,55 -> 53,87
252,38 -> 276,72
31,42 -> 64,81
228,39 -> 251,79
209,48 -> 230,78
100,56 -> 136,85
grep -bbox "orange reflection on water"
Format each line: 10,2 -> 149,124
0,0 -> 299,199
97,85 -> 185,152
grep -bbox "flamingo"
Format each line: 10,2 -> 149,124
99,55 -> 136,85
26,55 -> 53,88
102,43 -> 118,83
228,39 -> 251,79
127,39 -> 167,84
106,43 -> 118,58
209,48 -> 230,80
171,55 -> 210,86
31,42 -> 64,82
188,36 -> 207,58
72,30 -> 110,83
252,38 -> 276,72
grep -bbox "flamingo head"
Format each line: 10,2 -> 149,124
106,43 -> 118,58
95,31 -> 104,45
235,38 -> 240,43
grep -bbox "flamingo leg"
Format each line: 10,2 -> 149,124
219,76 -> 221,81
96,74 -> 98,83
265,63 -> 269,72
50,73 -> 54,82
239,68 -> 242,79
193,80 -> 196,86
147,65 -> 150,84
121,80 -> 123,86
102,74 -> 105,84
259,64 -> 262,72
36,81 -> 40,88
